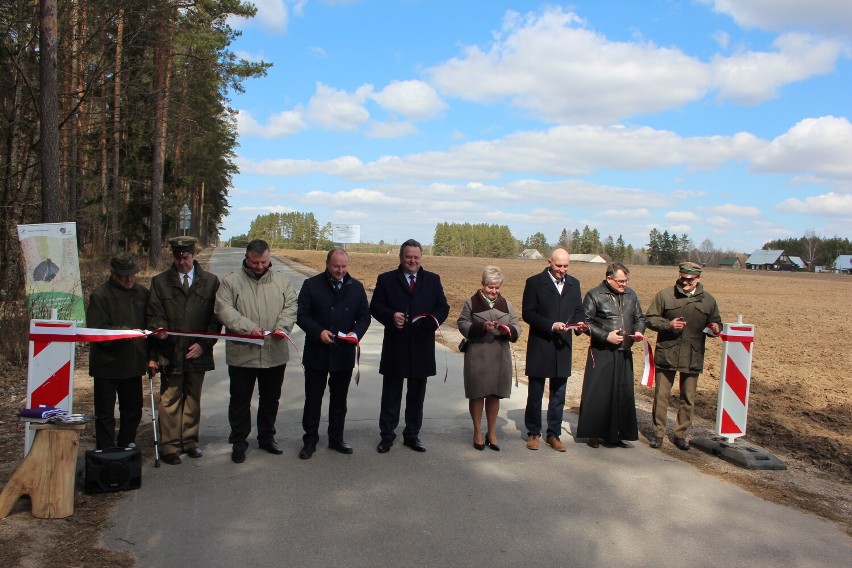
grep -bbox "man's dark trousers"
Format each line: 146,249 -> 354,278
379,375 -> 428,442
524,376 -> 568,439
302,366 -> 353,447
93,376 -> 142,449
228,364 -> 286,448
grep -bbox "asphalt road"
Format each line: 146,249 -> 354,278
104,247 -> 851,567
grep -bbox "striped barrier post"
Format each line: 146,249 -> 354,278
715,316 -> 755,443
25,319 -> 77,455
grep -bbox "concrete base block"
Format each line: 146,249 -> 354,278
692,436 -> 787,470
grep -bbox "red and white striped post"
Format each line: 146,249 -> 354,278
715,316 -> 755,443
25,319 -> 77,454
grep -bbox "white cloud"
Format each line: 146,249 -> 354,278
237,115 -> 848,193
427,6 -> 847,123
428,7 -> 709,124
238,123 -> 764,181
308,46 -> 327,58
777,192 -> 852,216
752,116 -> 852,178
235,50 -> 266,63
249,0 -> 289,33
711,33 -> 843,103
307,83 -> 371,131
706,215 -> 736,227
292,0 -> 308,17
706,0 -> 852,36
236,109 -> 306,137
703,204 -> 763,217
666,210 -> 701,222
713,31 -> 730,50
370,80 -> 447,120
599,208 -> 650,219
367,121 -> 418,139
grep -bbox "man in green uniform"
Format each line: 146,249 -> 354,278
645,262 -> 721,450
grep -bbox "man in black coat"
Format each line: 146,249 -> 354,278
370,239 -> 449,453
88,253 -> 149,450
296,248 -> 371,459
522,248 -> 587,452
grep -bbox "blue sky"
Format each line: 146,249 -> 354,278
223,0 -> 852,253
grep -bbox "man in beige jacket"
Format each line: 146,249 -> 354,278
214,239 -> 297,463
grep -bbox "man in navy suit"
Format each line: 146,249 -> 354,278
522,248 -> 587,452
296,248 -> 371,459
370,239 -> 450,453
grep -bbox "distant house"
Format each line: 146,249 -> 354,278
833,254 -> 852,274
569,253 -> 607,264
745,249 -> 797,271
788,256 -> 807,270
718,256 -> 742,269
519,248 -> 543,260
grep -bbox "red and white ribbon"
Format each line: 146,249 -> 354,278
28,326 -> 301,353
30,327 -> 148,343
412,313 -> 448,382
336,332 -> 361,385
640,338 -> 656,387
703,326 -> 722,338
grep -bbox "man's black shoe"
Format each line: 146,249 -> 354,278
674,438 -> 690,451
162,452 -> 182,465
231,445 -> 247,463
376,439 -> 393,453
298,445 -> 316,460
186,447 -> 203,458
403,438 -> 427,453
259,440 -> 284,455
329,440 -> 353,454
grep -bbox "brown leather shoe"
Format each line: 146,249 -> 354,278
526,435 -> 540,450
649,436 -> 663,449
546,435 -> 566,452
674,438 -> 690,451
586,437 -> 600,448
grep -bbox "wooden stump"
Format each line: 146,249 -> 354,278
0,423 -> 85,519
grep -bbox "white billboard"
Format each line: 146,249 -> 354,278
332,224 -> 360,244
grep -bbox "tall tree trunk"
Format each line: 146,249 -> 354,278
110,7 -> 124,253
149,2 -> 175,267
39,0 -> 62,223
198,180 -> 205,244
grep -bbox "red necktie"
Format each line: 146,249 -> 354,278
408,275 -> 416,292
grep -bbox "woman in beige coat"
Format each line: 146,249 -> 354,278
457,266 -> 521,451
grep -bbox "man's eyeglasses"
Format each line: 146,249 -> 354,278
608,276 -> 629,285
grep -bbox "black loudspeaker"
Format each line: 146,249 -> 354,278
84,447 -> 142,493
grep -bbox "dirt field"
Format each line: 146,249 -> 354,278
1,249 -> 850,566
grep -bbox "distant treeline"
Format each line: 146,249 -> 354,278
432,223 -> 519,257
233,212 -> 333,250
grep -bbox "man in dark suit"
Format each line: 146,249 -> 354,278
370,239 -> 450,453
522,248 -> 587,452
296,248 -> 371,459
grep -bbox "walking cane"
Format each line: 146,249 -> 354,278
148,368 -> 161,468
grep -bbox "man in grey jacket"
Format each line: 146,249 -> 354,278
214,239 -> 297,464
